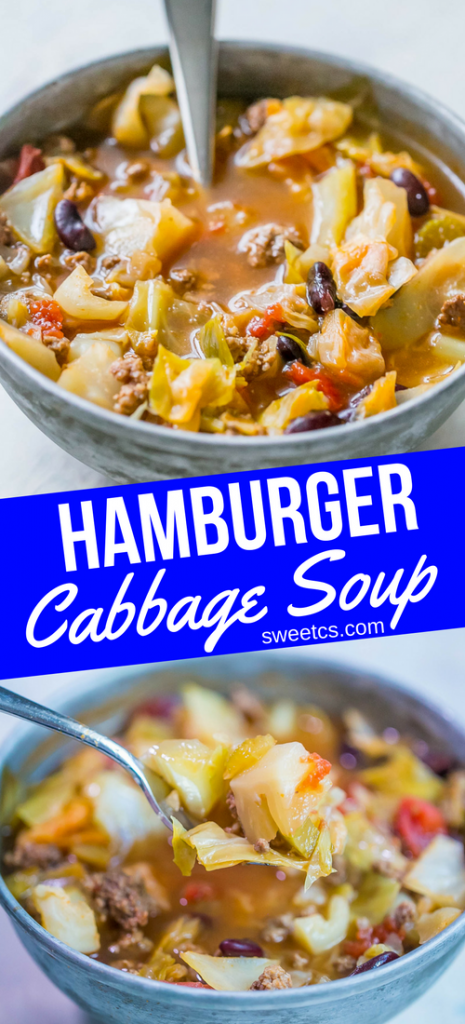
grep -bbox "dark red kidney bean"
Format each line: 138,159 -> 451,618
395,382 -> 407,392
285,410 -> 341,433
276,334 -> 307,363
390,168 -> 429,217
306,261 -> 337,314
54,199 -> 96,252
219,938 -> 264,957
339,742 -> 364,769
351,952 -> 400,976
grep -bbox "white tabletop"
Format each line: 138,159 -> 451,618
1,2 -> 465,1021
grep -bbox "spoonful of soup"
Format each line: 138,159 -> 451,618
163,0 -> 218,186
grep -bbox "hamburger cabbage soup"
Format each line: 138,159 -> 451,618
1,66 -> 465,436
3,683 -> 465,992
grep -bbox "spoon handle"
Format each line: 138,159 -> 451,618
0,685 -> 173,832
163,0 -> 217,186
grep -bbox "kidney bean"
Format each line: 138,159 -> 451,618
134,694 -> 180,720
54,199 -> 96,252
219,938 -> 264,957
276,334 -> 306,363
350,951 -> 400,976
417,747 -> 456,777
390,168 -> 430,217
285,410 -> 341,433
306,261 -> 338,314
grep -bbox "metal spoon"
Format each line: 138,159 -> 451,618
163,0 -> 217,186
0,685 -> 191,833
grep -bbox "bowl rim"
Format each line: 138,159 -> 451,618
1,40 -> 465,451
1,652 -> 465,1006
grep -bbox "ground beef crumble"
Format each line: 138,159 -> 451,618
4,840 -> 62,871
254,838 -> 271,855
438,294 -> 465,331
261,913 -> 294,943
111,351 -> 150,416
392,901 -> 415,928
240,335 -> 279,381
169,268 -> 197,294
63,250 -> 96,274
83,868 -> 157,931
332,953 -> 357,975
250,965 -> 293,990
238,99 -> 271,137
42,334 -> 70,366
239,223 -> 302,268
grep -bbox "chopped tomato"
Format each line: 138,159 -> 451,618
182,881 -> 215,903
247,303 -> 286,340
134,695 -> 179,720
13,144 -> 45,184
309,752 -> 332,783
395,796 -> 446,858
285,361 -> 344,411
28,297 -> 64,340
358,162 -> 375,180
343,922 -> 373,958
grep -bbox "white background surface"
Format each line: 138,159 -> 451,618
1,1 -> 465,1021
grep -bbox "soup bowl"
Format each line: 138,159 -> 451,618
0,653 -> 465,1024
1,44 -> 465,482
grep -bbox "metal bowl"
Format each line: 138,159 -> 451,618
1,43 -> 465,483
1,653 -> 465,1024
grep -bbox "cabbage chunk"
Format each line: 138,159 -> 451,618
260,381 -> 328,433
236,97 -> 352,168
332,237 -> 416,317
417,906 -> 461,943
16,770 -> 76,827
293,894 -> 350,954
32,884 -> 100,953
112,64 -> 175,148
372,237 -> 465,350
316,308 -> 385,385
0,163 -> 64,253
95,195 -> 193,263
0,316 -> 60,380
143,739 -> 228,818
54,266 -> 128,322
230,742 -> 331,843
361,745 -> 443,802
180,683 -> 245,746
350,872 -> 400,925
404,834 -> 465,908
311,160 -> 357,248
86,770 -> 167,847
345,177 -> 412,258
180,952 -> 279,991
149,345 -> 236,431
355,372 -> 397,419
58,341 -> 121,410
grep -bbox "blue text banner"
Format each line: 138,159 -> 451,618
0,448 -> 463,679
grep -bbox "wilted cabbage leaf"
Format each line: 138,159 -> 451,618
32,884 -> 100,953
112,64 -> 175,148
311,160 -> 357,248
54,266 -> 128,321
236,97 -> 353,168
293,894 -> 350,954
261,381 -> 328,432
149,345 -> 236,430
95,195 -> 194,263
0,163 -> 65,253
0,316 -> 61,380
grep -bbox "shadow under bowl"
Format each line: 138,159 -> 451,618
1,653 -> 465,1023
1,44 -> 465,481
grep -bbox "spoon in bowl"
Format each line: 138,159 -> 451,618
163,0 -> 217,186
0,685 -> 194,832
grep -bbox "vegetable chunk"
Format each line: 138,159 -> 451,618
32,884 -> 100,953
0,163 -> 64,253
180,952 -> 279,991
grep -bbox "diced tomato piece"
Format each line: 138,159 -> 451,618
28,297 -> 64,339
309,752 -> 332,783
395,796 -> 446,858
247,303 -> 286,340
358,163 -> 375,179
182,881 -> 215,904
343,922 -> 373,959
13,144 -> 45,184
285,361 -> 344,412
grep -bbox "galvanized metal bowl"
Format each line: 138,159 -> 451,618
1,653 -> 465,1024
1,43 -> 465,482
